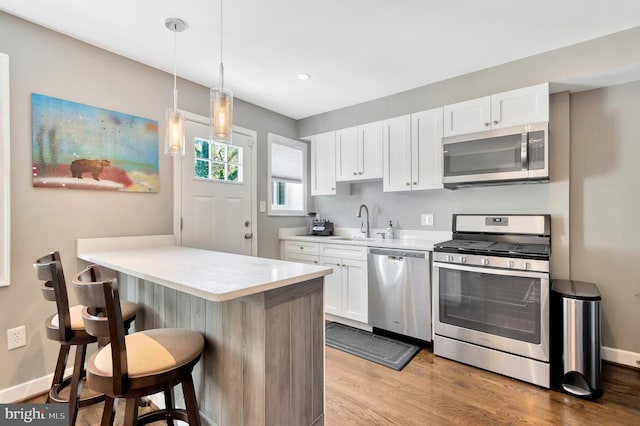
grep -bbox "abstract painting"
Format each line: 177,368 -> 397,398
31,93 -> 159,192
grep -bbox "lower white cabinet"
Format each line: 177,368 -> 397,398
281,240 -> 368,324
320,256 -> 367,323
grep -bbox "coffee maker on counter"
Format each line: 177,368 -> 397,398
311,219 -> 334,236
305,212 -> 335,236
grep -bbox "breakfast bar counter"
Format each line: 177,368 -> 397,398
77,235 -> 331,426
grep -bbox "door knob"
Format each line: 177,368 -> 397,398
244,220 -> 251,227
244,233 -> 253,239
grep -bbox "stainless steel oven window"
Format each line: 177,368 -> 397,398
437,267 -> 542,344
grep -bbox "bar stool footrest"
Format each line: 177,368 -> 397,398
137,408 -> 190,425
49,375 -> 105,406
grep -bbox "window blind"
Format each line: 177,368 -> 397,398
271,142 -> 303,183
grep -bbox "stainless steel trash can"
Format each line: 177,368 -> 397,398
551,280 -> 602,399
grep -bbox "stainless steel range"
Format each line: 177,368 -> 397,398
432,214 -> 551,388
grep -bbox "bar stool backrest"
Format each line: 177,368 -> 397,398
33,251 -> 72,342
73,265 -> 129,395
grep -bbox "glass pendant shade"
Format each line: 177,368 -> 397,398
210,86 -> 233,144
165,107 -> 185,156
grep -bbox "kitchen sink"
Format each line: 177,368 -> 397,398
332,236 -> 386,242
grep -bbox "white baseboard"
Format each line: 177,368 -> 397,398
325,314 -> 372,332
602,346 -> 640,368
0,367 -> 72,403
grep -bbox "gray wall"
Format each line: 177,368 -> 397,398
570,81 -> 640,351
0,11 -> 299,391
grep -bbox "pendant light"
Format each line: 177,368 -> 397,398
210,0 -> 233,144
164,18 -> 187,156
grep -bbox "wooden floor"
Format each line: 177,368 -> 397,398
325,346 -> 640,425
28,346 -> 640,425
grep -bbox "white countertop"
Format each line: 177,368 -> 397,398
280,234 -> 446,251
77,236 -> 332,302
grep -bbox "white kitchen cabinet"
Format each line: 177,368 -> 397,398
383,109 -> 443,192
282,240 -> 368,323
281,241 -> 319,264
443,83 -> 549,137
320,256 -> 367,323
411,107 -> 444,190
336,121 -> 382,182
319,243 -> 368,323
310,131 -> 337,195
382,114 -> 412,192
490,83 -> 549,130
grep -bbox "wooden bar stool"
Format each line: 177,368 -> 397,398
73,264 -> 204,425
33,252 -> 137,425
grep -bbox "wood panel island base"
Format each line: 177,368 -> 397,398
77,235 -> 331,426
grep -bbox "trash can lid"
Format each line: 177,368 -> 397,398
552,280 -> 601,300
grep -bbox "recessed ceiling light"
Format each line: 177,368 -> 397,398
297,73 -> 311,81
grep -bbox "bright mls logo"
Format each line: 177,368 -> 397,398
1,404 -> 67,425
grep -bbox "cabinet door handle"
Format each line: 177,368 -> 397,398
413,181 -> 417,185
405,182 -> 410,186
493,120 -> 499,125
353,172 -> 357,175
484,122 -> 490,127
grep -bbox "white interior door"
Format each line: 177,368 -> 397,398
176,114 -> 256,256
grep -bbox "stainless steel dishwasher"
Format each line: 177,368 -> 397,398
368,247 -> 431,341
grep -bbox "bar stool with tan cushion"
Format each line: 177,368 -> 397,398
73,264 -> 204,425
33,252 -> 137,425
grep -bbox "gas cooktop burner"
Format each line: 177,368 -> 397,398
433,239 -> 550,258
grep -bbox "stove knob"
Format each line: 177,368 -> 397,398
523,261 -> 531,270
480,258 -> 489,266
506,260 -> 515,268
459,256 -> 467,264
446,255 -> 454,262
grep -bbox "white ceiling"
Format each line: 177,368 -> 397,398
2,0 -> 640,119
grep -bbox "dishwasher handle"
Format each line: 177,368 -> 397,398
368,247 -> 427,260
386,255 -> 404,261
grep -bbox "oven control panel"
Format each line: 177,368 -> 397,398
433,251 -> 549,273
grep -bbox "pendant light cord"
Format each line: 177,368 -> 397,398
173,25 -> 178,111
219,0 -> 224,90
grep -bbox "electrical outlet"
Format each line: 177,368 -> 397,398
7,325 -> 26,350
421,213 -> 434,226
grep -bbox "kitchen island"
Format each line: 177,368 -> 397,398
77,235 -> 332,426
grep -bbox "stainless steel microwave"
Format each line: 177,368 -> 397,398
442,122 -> 548,189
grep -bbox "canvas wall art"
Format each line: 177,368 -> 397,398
31,93 -> 159,192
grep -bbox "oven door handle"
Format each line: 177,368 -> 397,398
433,261 -> 549,280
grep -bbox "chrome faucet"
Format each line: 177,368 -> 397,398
356,204 -> 371,238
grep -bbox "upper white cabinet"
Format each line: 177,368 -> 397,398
309,131 -> 338,195
411,107 -> 444,191
443,83 -> 549,137
382,115 -> 412,192
383,108 -> 443,192
336,121 -> 383,182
